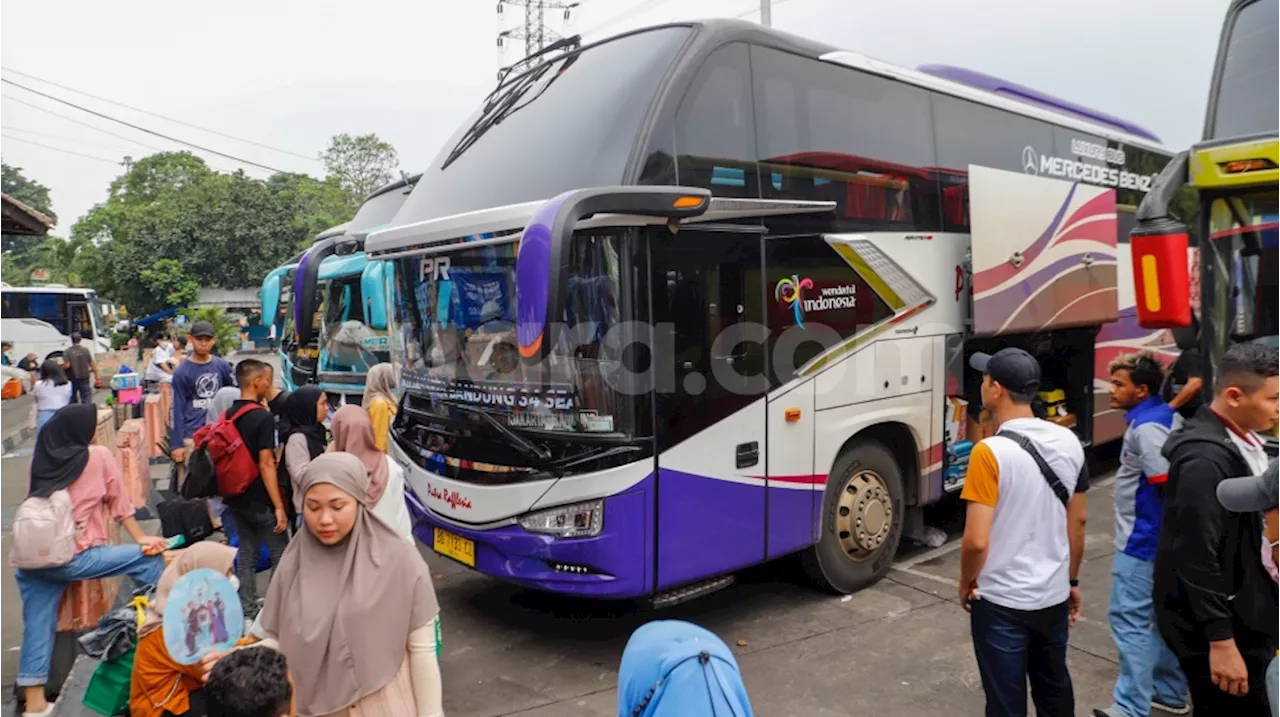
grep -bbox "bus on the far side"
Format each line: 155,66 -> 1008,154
1,284 -> 114,362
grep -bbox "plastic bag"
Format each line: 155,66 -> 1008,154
78,587 -> 152,661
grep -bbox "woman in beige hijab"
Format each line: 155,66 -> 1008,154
236,452 -> 442,717
330,405 -> 412,543
362,363 -> 398,452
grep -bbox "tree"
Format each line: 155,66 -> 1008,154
320,133 -> 399,205
138,259 -> 200,316
1,163 -> 57,259
69,151 -> 358,315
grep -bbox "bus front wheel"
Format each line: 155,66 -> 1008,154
803,439 -> 904,594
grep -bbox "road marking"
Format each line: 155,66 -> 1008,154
894,540 -> 963,569
890,564 -> 958,589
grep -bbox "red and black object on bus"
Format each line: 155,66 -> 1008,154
1130,150 -> 1194,329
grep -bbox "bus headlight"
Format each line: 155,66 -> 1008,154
519,500 -> 603,538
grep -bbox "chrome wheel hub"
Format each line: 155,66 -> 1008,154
835,470 -> 892,559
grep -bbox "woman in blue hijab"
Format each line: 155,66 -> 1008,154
617,620 -> 754,717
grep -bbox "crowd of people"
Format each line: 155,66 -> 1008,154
960,342 -> 1279,717
12,335 -> 759,717
9,326 -> 1277,717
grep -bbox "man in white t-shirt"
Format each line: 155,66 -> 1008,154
959,347 -> 1089,717
144,332 -> 176,389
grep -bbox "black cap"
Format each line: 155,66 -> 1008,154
1217,460 -> 1278,513
189,321 -> 217,338
970,348 -> 1041,396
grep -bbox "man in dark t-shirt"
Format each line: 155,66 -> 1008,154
224,359 -> 288,617
62,333 -> 97,405
1164,322 -> 1205,420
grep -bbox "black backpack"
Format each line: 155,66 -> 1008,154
180,449 -> 218,499
156,498 -> 215,545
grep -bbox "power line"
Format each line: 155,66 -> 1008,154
1,133 -> 121,165
3,125 -> 138,153
1,66 -> 319,163
3,93 -> 171,153
2,78 -> 295,175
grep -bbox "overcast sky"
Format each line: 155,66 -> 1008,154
1,0 -> 1228,232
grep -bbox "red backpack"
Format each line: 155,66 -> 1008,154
191,403 -> 264,498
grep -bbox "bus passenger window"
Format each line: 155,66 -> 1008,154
674,43 -> 759,199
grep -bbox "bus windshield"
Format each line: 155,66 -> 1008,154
395,26 -> 691,222
1205,193 -> 1279,355
393,234 -> 633,437
1208,0 -> 1278,140
317,274 -> 390,373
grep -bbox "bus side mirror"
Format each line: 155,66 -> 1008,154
1131,221 -> 1193,329
362,261 -> 389,330
1131,150 -> 1193,329
294,236 -> 338,346
515,186 -> 711,363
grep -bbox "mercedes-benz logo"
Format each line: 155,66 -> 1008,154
1022,146 -> 1039,175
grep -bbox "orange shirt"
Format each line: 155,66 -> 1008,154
129,629 -> 205,717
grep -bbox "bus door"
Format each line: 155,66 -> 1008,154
649,228 -> 769,590
68,300 -> 95,342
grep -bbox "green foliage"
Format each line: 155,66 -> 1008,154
320,133 -> 399,205
180,307 -> 240,356
109,330 -> 132,351
69,151 -> 355,315
139,259 -> 200,313
2,163 -> 58,265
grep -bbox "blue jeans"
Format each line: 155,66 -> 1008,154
1107,551 -> 1188,716
35,409 -> 56,435
15,545 -> 164,686
970,597 -> 1074,717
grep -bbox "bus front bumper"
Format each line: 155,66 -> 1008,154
405,481 -> 652,600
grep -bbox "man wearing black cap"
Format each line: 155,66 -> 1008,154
959,348 -> 1089,717
1156,342 -> 1279,716
169,321 -> 235,466
62,332 -> 97,405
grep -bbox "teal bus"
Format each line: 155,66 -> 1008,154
261,174 -> 419,405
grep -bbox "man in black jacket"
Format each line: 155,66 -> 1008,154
1155,342 -> 1279,715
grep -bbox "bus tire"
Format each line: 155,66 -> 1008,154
802,439 -> 905,594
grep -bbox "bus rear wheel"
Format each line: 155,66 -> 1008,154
803,439 -> 905,594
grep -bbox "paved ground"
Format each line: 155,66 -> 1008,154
1,363 -> 1135,716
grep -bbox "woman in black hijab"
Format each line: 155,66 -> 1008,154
16,405 -> 169,716
278,385 -> 329,524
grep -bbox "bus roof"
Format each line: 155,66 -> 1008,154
0,285 -> 97,295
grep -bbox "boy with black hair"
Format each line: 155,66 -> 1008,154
224,359 -> 288,617
1096,352 -> 1188,717
171,321 -> 235,464
1156,342 -> 1279,715
205,646 -> 294,717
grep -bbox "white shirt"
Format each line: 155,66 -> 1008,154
1226,425 -> 1271,476
371,456 -> 414,545
145,343 -> 173,383
33,379 -> 73,412
961,417 -> 1086,611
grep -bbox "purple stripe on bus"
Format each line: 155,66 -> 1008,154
656,468 -> 767,591
917,64 -> 1162,143
768,486 -> 817,560
516,192 -> 572,355
293,250 -> 311,333
408,475 -> 654,599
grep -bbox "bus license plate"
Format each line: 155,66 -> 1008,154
433,528 -> 475,567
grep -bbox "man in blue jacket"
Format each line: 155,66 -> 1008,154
1096,352 -> 1188,717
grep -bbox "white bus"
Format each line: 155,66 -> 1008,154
1,284 -> 114,362
367,19 -> 1185,603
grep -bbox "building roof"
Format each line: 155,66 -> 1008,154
1,193 -> 54,236
193,287 -> 260,310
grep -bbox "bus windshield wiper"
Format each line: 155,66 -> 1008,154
435,399 -> 552,465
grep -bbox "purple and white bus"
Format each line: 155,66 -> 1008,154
365,19 -> 1182,602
